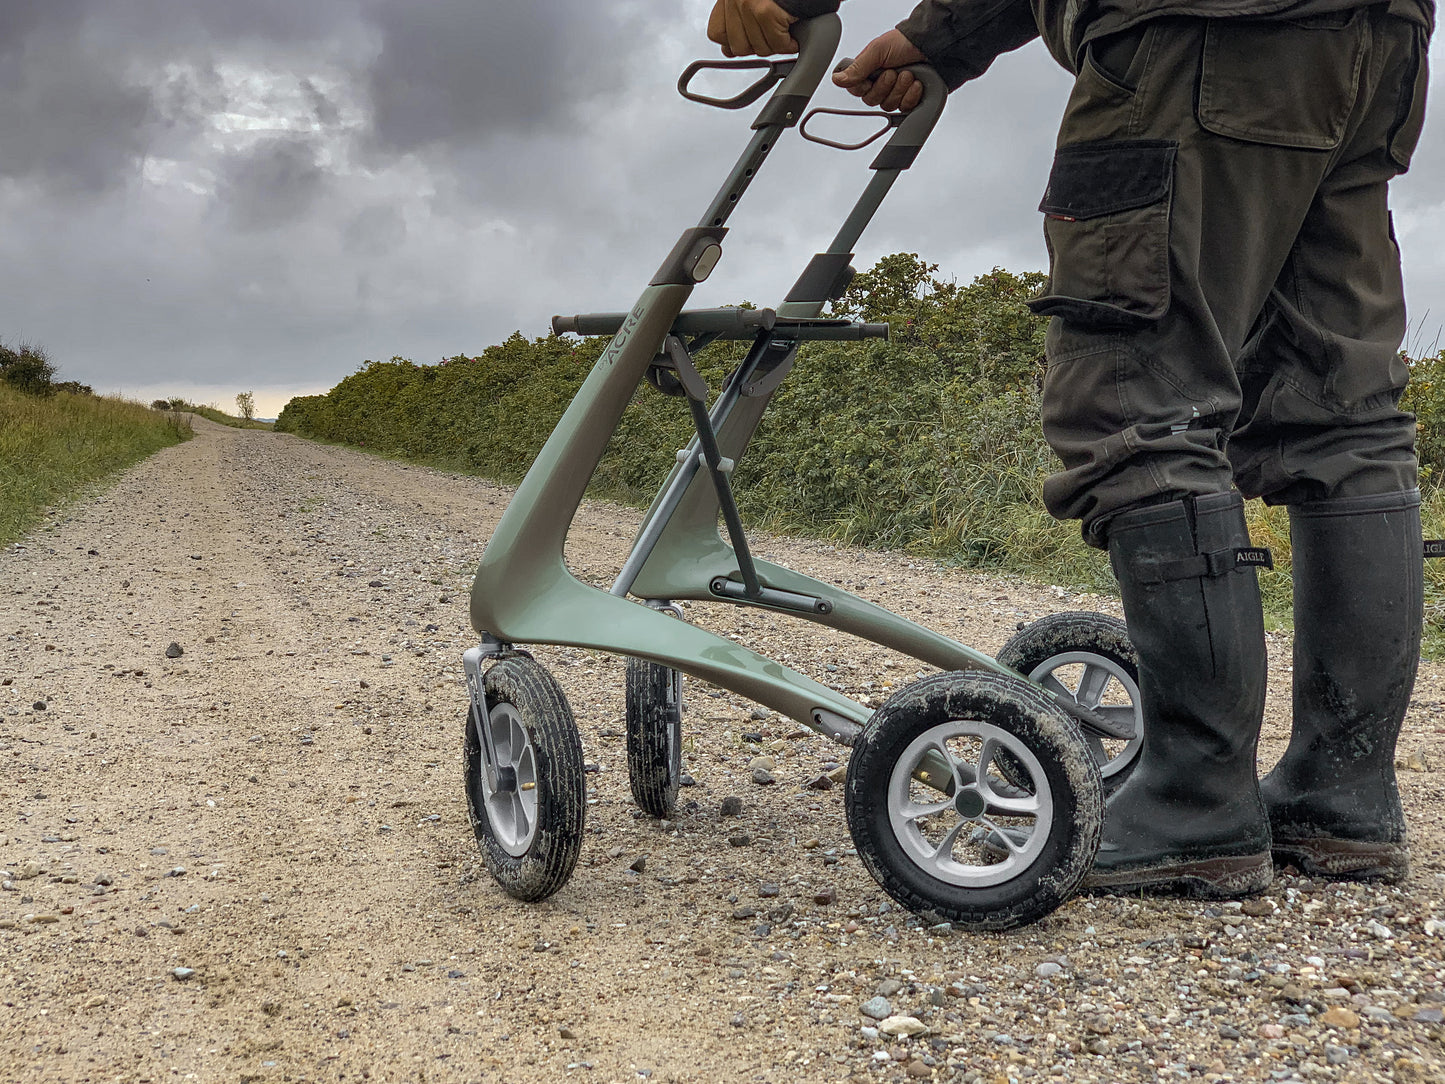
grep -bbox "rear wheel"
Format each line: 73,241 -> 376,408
625,658 -> 683,817
997,612 -> 1141,793
464,656 -> 585,902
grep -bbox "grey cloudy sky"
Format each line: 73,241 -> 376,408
2,0 -> 1441,417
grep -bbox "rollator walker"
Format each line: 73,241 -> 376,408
461,15 -> 1145,930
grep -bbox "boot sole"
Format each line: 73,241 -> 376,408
1272,836 -> 1409,883
1082,852 -> 1273,899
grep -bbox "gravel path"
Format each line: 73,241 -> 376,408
2,417 -> 1443,1084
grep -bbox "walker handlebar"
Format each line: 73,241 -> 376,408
553,307 -> 776,338
552,307 -> 888,342
801,60 -> 947,166
678,15 -> 843,116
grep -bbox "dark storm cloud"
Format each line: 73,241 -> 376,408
0,0 -> 1435,409
0,60 -> 154,196
364,0 -> 649,151
0,3 -> 154,195
217,136 -> 331,231
0,0 -> 362,199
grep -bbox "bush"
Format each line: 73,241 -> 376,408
0,342 -> 56,396
270,256 -> 1445,651
1402,349 -> 1445,491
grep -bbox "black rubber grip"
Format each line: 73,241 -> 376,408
553,307 -> 778,339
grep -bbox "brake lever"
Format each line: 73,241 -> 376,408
799,107 -> 903,151
677,57 -> 797,109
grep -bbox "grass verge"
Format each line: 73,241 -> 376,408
0,388 -> 192,546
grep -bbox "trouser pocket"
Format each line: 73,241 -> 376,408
1027,139 -> 1177,329
1197,13 -> 1365,149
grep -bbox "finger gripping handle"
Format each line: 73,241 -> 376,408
832,58 -> 948,112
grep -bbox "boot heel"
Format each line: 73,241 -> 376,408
1084,851 -> 1274,898
1272,836 -> 1410,883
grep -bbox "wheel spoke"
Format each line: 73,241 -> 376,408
900,796 -> 954,822
928,817 -> 974,866
978,739 -> 1042,814
510,791 -> 532,840
509,716 -> 527,770
1075,663 -> 1112,709
982,788 -> 1042,817
924,735 -> 972,792
978,815 -> 1032,855
1039,673 -> 1075,702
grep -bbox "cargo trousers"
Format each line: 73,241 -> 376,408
1029,6 -> 1431,546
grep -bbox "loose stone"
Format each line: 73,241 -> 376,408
879,1015 -> 927,1038
860,996 -> 892,1020
1319,1007 -> 1361,1030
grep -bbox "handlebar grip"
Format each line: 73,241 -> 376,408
552,312 -> 636,336
553,307 -> 779,340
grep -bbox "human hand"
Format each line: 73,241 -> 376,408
707,0 -> 799,57
832,29 -> 927,111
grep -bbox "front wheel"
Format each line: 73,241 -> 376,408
464,656 -> 585,902
845,671 -> 1103,931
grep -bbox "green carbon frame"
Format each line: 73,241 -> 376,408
469,16 -> 874,734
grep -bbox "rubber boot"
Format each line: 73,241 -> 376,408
1083,492 -> 1274,896
1260,490 -> 1422,882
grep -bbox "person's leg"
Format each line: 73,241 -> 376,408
1031,13 -> 1390,894
1265,492 -> 1421,881
1087,491 -> 1272,894
1227,11 -> 1428,882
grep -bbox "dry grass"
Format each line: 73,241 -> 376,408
0,387 -> 191,545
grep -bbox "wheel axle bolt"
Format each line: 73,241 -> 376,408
953,788 -> 986,819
